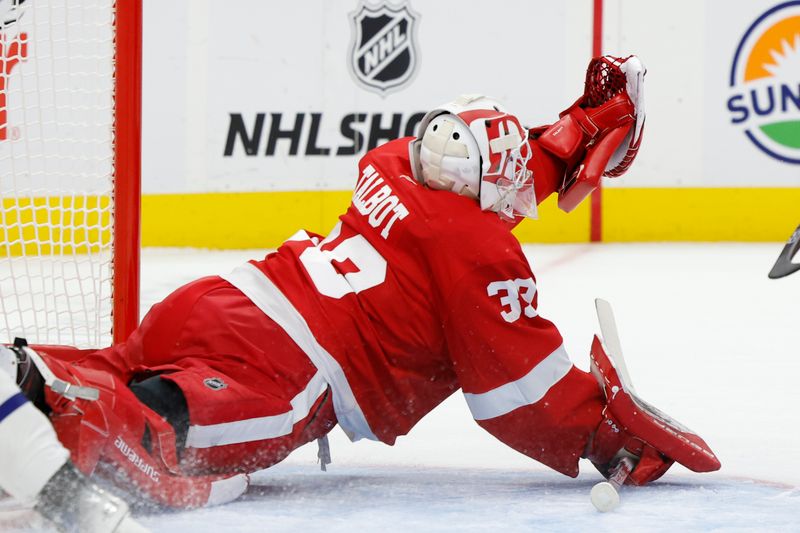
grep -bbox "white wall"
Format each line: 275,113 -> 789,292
141,0 -> 800,195
603,0 -> 800,188
141,0 -> 592,194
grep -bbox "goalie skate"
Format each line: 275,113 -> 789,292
590,299 -> 721,473
0,465 -> 148,533
35,462 -> 149,533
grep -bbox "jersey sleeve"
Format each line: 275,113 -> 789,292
442,258 -> 604,477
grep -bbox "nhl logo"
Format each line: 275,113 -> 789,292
203,377 -> 228,391
349,1 -> 420,95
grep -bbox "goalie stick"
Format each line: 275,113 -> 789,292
590,456 -> 635,512
590,299 -> 636,511
768,224 -> 800,279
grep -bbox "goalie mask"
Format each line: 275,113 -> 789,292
410,95 -> 536,221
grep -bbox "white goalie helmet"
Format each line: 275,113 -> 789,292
410,95 -> 536,220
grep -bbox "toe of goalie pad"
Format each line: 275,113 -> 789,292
589,335 -> 721,473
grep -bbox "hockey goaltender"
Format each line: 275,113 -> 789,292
0,56 -> 719,532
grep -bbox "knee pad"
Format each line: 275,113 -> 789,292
130,376 -> 189,452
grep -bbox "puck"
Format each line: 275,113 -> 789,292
590,481 -> 620,512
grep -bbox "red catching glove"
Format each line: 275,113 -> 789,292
536,55 -> 646,212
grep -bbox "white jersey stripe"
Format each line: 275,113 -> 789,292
463,344 -> 573,421
221,262 -> 379,442
185,371 -> 328,449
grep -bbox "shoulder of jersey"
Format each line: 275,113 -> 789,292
365,137 -> 416,180
364,138 -> 516,244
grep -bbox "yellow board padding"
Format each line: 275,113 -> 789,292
142,191 -> 353,249
4,188 -> 796,255
142,190 -> 592,249
603,187 -> 800,242
513,194 -> 592,243
1,195 -> 112,257
142,187 -> 800,248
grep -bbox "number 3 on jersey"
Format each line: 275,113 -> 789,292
299,222 -> 387,298
487,278 -> 538,323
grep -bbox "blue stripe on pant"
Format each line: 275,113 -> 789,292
0,392 -> 27,423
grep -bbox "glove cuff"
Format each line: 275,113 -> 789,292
583,413 -> 628,469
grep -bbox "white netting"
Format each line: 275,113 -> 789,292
0,0 -> 116,348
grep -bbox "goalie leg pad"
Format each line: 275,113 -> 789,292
34,350 -> 248,509
37,343 -> 336,507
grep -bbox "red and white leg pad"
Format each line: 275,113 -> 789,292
35,349 -> 248,509
589,335 -> 721,482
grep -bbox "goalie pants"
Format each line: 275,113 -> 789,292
45,275 -> 338,476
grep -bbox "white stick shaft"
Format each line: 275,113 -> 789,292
608,457 -> 636,490
595,298 -> 636,394
590,457 -> 637,512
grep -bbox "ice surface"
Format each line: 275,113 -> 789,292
2,243 -> 798,531
136,466 -> 799,533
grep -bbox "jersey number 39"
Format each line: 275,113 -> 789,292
487,278 -> 538,323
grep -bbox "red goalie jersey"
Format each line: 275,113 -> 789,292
232,137 -> 605,476
0,62 -> 721,520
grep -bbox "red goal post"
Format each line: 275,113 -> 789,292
0,0 -> 142,348
113,0 -> 142,344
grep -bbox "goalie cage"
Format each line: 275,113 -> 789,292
0,0 -> 141,348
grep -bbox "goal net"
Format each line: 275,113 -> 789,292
0,0 -> 140,348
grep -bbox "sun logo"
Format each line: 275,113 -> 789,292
728,1 -> 800,164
